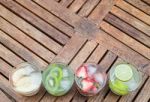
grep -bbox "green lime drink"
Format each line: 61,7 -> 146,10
109,63 -> 142,95
42,63 -> 74,96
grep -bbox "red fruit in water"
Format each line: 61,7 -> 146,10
76,66 -> 88,78
91,86 -> 97,92
81,78 -> 94,92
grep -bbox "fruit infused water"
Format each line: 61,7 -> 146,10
9,62 -> 42,96
75,63 -> 107,96
42,63 -> 74,96
109,63 -> 142,95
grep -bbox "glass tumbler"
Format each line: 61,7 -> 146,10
75,63 -> 107,96
109,62 -> 142,95
42,63 -> 74,96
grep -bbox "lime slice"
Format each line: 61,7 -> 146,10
115,64 -> 133,81
109,80 -> 129,95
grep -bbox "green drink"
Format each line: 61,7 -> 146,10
42,63 -> 74,96
109,63 -> 142,95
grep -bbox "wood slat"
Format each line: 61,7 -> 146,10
0,89 -> 12,102
78,0 -> 100,17
0,4 -> 62,54
0,17 -> 55,63
134,77 -> 150,102
116,0 -> 150,25
111,6 -> 150,37
142,0 -> 150,5
89,0 -> 118,26
0,58 -> 13,78
60,0 -> 74,7
68,0 -> 87,13
0,30 -> 48,69
0,44 -> 23,66
125,0 -> 150,15
104,13 -> 150,48
100,21 -> 150,59
0,0 -> 69,45
33,0 -> 81,27
69,40 -> 97,71
15,0 -> 74,37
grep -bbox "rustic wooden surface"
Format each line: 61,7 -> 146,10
0,0 -> 150,102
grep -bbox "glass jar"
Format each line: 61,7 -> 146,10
9,62 -> 42,96
109,62 -> 142,95
42,63 -> 74,96
75,63 -> 107,96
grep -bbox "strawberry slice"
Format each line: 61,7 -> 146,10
76,66 -> 88,78
81,78 -> 94,92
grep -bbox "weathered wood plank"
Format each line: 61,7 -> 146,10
111,6 -> 150,37
0,44 -> 23,66
0,0 -> 69,45
104,14 -> 150,47
69,40 -> 97,71
103,91 -> 120,102
0,58 -> 13,78
0,30 -> 48,69
0,4 -> 62,54
0,17 -> 55,63
142,0 -> 150,5
116,0 -> 150,25
86,45 -> 107,63
78,0 -> 100,17
125,0 -> 150,15
33,0 -> 81,27
0,89 -> 12,102
60,0 -> 74,7
134,77 -> 150,102
15,0 -> 74,37
89,0 -> 118,26
68,0 -> 87,13
100,21 -> 150,59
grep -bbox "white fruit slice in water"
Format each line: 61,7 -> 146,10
115,64 -> 133,81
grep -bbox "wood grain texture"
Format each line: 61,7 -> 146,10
15,0 -> 74,37
0,0 -> 150,101
0,89 -> 12,102
134,77 -> 150,102
89,0 -> 118,26
100,21 -> 150,59
116,0 -> 150,25
111,6 -> 150,37
125,0 -> 150,15
0,4 -> 62,54
104,13 -> 150,47
0,0 -> 69,45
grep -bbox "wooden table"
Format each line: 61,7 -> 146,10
0,0 -> 150,102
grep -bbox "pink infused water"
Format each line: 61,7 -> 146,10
75,63 -> 107,96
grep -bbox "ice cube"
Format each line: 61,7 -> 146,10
60,79 -> 70,90
94,73 -> 104,84
87,65 -> 97,76
63,69 -> 69,77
